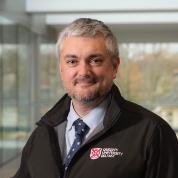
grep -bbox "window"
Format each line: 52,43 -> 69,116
0,18 -> 31,165
116,43 -> 178,134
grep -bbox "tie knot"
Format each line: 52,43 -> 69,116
73,119 -> 89,138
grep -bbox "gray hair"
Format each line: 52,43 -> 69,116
56,18 -> 119,62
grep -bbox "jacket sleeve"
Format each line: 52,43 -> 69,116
145,121 -> 178,178
11,148 -> 30,178
10,129 -> 37,178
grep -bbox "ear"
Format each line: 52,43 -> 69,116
113,57 -> 120,79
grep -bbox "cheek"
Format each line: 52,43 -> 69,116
97,68 -> 116,80
60,65 -> 71,78
60,70 -> 76,87
62,72 -> 72,81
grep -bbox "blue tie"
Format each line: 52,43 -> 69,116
64,119 -> 90,170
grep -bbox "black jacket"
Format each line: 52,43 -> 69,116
12,85 -> 178,178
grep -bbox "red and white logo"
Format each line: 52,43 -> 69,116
90,148 -> 102,160
90,147 -> 124,160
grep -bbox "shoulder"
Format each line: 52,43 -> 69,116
113,85 -> 176,134
120,98 -> 177,142
22,126 -> 48,152
122,98 -> 169,126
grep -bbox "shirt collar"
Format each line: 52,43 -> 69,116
66,102 -> 79,131
66,97 -> 109,132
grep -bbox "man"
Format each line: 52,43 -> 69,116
13,18 -> 178,178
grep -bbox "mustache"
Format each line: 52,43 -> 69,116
73,75 -> 97,85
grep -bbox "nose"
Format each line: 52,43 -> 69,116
78,61 -> 91,76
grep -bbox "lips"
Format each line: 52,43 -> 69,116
73,76 -> 97,86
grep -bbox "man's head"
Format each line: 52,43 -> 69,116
57,18 -> 120,105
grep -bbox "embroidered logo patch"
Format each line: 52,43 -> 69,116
90,148 -> 123,160
90,148 -> 102,160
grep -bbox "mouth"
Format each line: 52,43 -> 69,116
73,76 -> 97,87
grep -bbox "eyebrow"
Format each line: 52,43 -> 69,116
64,54 -> 78,59
88,54 -> 104,58
64,53 -> 104,60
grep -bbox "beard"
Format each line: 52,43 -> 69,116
65,75 -> 112,105
69,89 -> 101,104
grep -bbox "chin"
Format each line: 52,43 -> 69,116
72,90 -> 100,103
72,87 -> 111,105
67,84 -> 112,103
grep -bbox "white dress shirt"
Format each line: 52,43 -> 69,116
65,97 -> 109,155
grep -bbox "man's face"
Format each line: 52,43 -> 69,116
59,36 -> 120,104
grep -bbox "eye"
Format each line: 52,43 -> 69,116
90,56 -> 103,66
66,58 -> 78,67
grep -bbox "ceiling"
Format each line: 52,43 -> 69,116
1,0 -> 178,42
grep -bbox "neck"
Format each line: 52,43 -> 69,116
72,97 -> 105,117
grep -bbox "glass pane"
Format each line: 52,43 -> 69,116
39,43 -> 64,115
2,24 -> 18,163
0,20 -> 32,165
17,25 -> 31,152
117,43 -> 178,135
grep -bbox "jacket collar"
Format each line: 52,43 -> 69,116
103,84 -> 122,128
37,94 -> 71,127
38,84 -> 123,128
